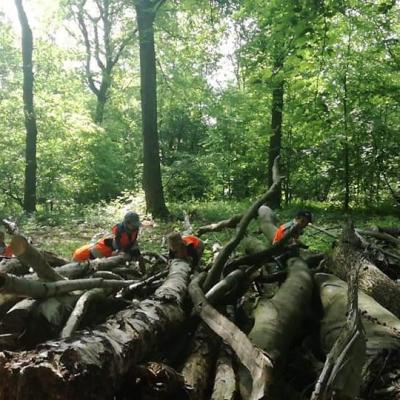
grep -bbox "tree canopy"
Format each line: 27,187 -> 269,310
0,0 -> 399,216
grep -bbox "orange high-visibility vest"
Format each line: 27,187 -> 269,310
0,245 -> 12,257
182,235 -> 202,249
112,224 -> 138,252
72,239 -> 113,262
272,221 -> 296,244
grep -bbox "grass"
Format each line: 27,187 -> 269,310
3,192 -> 399,261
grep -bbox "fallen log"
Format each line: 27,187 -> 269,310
203,156 -> 282,291
239,258 -> 313,399
0,295 -> 79,349
11,235 -> 64,281
378,226 -> 400,236
211,345 -> 237,400
311,242 -> 366,400
181,323 -> 219,400
197,214 -> 243,237
0,259 -> 191,399
257,204 -> 278,243
357,229 -> 400,247
123,361 -> 190,400
328,225 -> 400,317
0,273 -> 134,298
59,288 -> 108,339
190,274 -> 273,400
316,273 -> 400,399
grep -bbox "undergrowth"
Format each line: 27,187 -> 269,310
2,192 -> 398,260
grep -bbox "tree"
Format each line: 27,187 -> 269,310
15,0 -> 38,213
135,0 -> 169,218
67,0 -> 136,124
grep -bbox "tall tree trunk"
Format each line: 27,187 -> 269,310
267,59 -> 284,209
342,30 -> 352,212
94,76 -> 110,124
136,0 -> 169,219
15,0 -> 37,213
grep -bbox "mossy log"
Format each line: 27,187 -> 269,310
328,225 -> 400,317
239,258 -> 313,399
316,273 -> 400,399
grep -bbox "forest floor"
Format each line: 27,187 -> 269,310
13,192 -> 400,262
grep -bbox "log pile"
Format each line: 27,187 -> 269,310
1,161 -> 400,399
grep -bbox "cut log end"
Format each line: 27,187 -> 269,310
10,235 -> 29,257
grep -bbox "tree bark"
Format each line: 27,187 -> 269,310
328,225 -> 400,317
268,59 -> 284,209
197,214 -> 243,237
0,259 -> 191,400
210,346 -> 237,400
0,295 -> 79,349
190,275 -> 272,400
316,273 -> 400,399
0,273 -> 134,298
311,245 -> 366,400
239,258 -> 312,399
136,0 -> 169,219
11,235 -> 65,281
15,0 -> 38,213
181,323 -> 219,400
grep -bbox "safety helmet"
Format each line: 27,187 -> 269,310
296,210 -> 313,223
123,211 -> 140,229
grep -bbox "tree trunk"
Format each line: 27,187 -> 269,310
181,323 -> 219,400
136,0 -> 169,219
267,59 -> 284,209
210,346 -> 237,400
0,259 -> 191,400
316,273 -> 400,399
189,274 -> 272,400
11,235 -> 65,281
94,71 -> 111,124
328,226 -> 400,317
239,258 -> 313,399
15,0 -> 38,213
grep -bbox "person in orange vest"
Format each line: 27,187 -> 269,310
0,232 -> 12,258
73,211 -> 145,273
272,210 -> 313,246
167,232 -> 204,268
272,210 -> 312,269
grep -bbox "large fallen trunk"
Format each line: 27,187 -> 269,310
181,323 -> 219,400
0,259 -> 191,400
0,295 -> 79,349
311,248 -> 366,400
257,205 -> 278,243
239,258 -> 313,398
316,273 -> 400,399
328,225 -> 400,317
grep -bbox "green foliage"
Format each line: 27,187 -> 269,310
0,0 -> 399,215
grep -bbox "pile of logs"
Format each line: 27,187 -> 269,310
0,159 -> 400,400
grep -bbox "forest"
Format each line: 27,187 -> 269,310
0,0 -> 399,399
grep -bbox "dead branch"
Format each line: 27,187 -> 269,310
190,274 -> 273,400
203,156 -> 283,291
